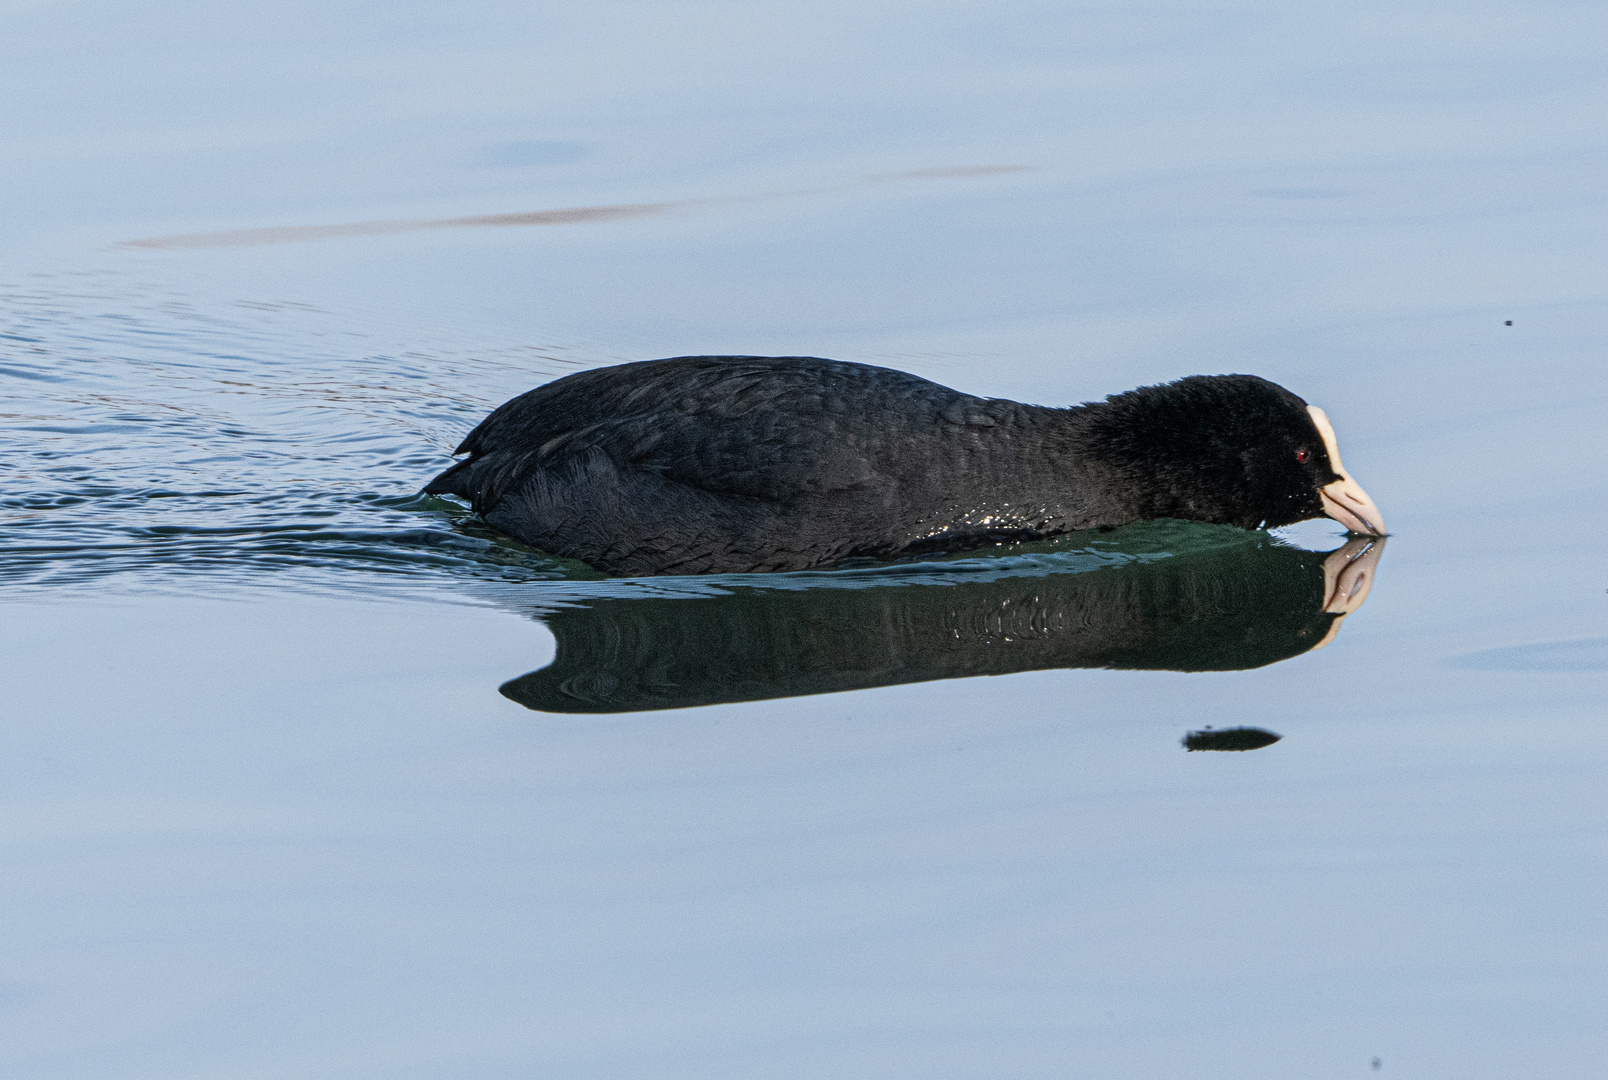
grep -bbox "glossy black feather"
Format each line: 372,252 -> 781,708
425,356 -> 1339,575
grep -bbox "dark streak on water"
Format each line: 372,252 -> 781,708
1182,727 -> 1284,752
116,167 -> 1035,250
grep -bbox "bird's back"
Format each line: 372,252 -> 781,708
425,356 -> 1056,572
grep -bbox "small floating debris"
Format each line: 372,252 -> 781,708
1182,726 -> 1282,752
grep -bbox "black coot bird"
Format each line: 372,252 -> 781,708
425,355 -> 1385,575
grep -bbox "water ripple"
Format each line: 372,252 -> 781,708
1,274 -> 595,599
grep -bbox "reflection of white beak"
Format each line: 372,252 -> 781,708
1310,536 -> 1385,651
1321,536 -> 1384,615
1308,406 -> 1387,536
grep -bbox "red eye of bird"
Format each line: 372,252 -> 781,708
1295,449 -> 1311,463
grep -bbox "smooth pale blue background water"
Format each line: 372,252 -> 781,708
3,2 -> 1605,1077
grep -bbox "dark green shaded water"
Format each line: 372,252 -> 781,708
506,529 -> 1379,712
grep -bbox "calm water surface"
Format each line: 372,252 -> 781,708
3,3 -> 1605,1078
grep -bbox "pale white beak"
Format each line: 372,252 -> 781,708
1307,405 -> 1387,536
1309,535 -> 1386,651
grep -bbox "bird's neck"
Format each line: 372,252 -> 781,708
1007,401 -> 1209,528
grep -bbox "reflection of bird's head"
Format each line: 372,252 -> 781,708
1082,375 -> 1385,536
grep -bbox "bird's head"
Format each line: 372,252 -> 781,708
1084,374 -> 1386,535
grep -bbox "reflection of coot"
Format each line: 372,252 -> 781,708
500,528 -> 1384,713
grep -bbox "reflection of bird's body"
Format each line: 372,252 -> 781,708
426,356 -> 1384,575
499,530 -> 1386,713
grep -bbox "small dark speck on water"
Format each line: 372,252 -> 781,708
1182,726 -> 1282,752
1505,320 -> 1513,326
1372,1056 -> 1382,1070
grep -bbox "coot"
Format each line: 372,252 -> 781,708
425,356 -> 1385,575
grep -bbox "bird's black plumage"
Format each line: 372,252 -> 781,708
424,355 -> 1359,575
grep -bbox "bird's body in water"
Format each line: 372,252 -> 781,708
425,356 -> 1385,575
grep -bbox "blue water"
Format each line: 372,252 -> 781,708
3,3 -> 1605,1077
